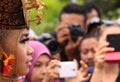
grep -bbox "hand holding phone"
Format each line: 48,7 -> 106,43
55,61 -> 77,78
105,34 -> 120,62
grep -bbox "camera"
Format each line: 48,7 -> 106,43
68,23 -> 85,42
87,17 -> 103,34
87,17 -> 119,34
38,33 -> 61,54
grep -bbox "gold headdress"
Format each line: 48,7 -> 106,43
25,0 -> 47,24
0,0 -> 46,29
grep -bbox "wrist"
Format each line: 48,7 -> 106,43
94,68 -> 103,73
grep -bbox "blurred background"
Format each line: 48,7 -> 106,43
30,0 -> 120,35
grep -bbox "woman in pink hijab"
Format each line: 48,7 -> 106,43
24,40 -> 60,82
21,40 -> 90,82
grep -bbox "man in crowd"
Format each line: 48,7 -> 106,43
56,3 -> 86,61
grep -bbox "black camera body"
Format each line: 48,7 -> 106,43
87,17 -> 103,34
68,23 -> 85,42
38,33 -> 61,54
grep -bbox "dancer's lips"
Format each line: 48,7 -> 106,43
26,57 -> 32,67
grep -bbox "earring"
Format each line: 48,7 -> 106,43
2,51 -> 15,75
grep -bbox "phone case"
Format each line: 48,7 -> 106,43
55,61 -> 77,78
105,52 -> 120,62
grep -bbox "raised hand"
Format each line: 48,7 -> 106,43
43,60 -> 60,82
65,59 -> 91,82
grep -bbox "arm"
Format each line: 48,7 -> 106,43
90,42 -> 118,82
102,63 -> 119,82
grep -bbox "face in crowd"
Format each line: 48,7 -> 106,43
79,36 -> 98,66
57,3 -> 86,61
25,41 -> 51,82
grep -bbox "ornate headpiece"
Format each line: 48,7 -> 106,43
0,0 -> 46,29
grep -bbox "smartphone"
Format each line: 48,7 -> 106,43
105,34 -> 120,62
55,61 -> 77,78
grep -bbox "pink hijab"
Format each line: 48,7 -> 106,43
26,40 -> 51,81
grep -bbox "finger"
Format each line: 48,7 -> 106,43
93,42 -> 98,52
97,42 -> 109,52
50,71 -> 60,79
57,31 -> 69,40
81,73 -> 91,82
49,60 -> 59,65
94,54 -> 105,68
95,55 -> 105,63
73,59 -> 79,70
76,37 -> 82,46
80,60 -> 89,76
57,29 -> 70,45
58,36 -> 68,43
46,71 -> 60,81
67,33 -> 76,44
57,24 -> 68,31
48,60 -> 60,69
80,60 -> 88,71
95,52 -> 105,61
97,58 -> 105,64
57,26 -> 69,35
96,47 -> 114,57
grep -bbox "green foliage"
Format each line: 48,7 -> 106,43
30,0 -> 70,35
30,0 -> 84,35
30,0 -> 120,35
84,0 -> 120,20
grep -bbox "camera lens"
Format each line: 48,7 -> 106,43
68,23 -> 85,41
47,40 -> 60,54
38,33 -> 61,55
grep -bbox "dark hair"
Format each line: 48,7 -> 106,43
59,3 -> 86,23
83,2 -> 101,18
78,33 -> 97,51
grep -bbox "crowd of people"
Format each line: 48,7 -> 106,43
0,0 -> 120,82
